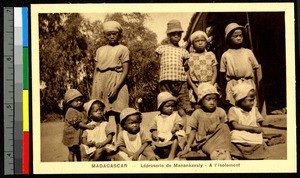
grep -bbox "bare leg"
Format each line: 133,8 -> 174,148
93,148 -> 105,161
74,145 -> 81,161
167,139 -> 178,160
68,147 -> 75,161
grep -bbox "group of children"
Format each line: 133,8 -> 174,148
61,19 -> 270,161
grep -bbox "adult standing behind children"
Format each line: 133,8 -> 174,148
220,22 -> 259,106
155,19 -> 193,116
91,21 -> 129,113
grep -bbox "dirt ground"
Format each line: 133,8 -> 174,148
40,112 -> 287,162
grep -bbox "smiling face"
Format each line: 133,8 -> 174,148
200,94 -> 218,112
193,35 -> 207,52
230,29 -> 244,46
160,100 -> 175,116
238,89 -> 256,112
123,115 -> 141,134
105,31 -> 120,45
167,31 -> 182,46
69,96 -> 83,109
89,102 -> 105,122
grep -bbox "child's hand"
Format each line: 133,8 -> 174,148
87,124 -> 95,130
87,141 -> 95,147
108,88 -> 119,103
171,125 -> 180,134
251,127 -> 263,133
131,152 -> 140,161
178,146 -> 189,157
152,131 -> 159,141
95,142 -> 105,148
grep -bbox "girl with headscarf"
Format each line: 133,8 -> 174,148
187,31 -> 218,108
91,21 -> 129,114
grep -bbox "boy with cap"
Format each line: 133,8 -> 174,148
155,19 -> 193,117
115,108 -> 157,161
62,89 -> 94,161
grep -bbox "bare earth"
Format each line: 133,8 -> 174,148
41,112 -> 287,162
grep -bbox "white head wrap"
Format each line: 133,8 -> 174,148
232,82 -> 254,102
190,31 -> 208,43
103,21 -> 123,33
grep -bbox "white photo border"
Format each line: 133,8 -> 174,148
31,3 -> 296,174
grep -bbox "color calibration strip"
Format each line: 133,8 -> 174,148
4,7 -> 29,175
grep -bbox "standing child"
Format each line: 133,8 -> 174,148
220,22 -> 260,106
80,99 -> 116,161
228,82 -> 270,159
62,89 -> 95,161
187,31 -> 218,106
178,83 -> 232,160
155,19 -> 193,116
91,20 -> 129,113
150,91 -> 186,160
116,108 -> 157,161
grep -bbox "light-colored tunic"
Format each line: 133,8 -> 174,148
220,48 -> 259,105
81,121 -> 115,154
228,106 -> 264,144
91,44 -> 130,112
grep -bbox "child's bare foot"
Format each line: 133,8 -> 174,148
167,155 -> 175,160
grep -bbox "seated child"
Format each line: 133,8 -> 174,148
116,108 -> 157,161
228,82 -> 270,159
178,83 -> 232,160
150,91 -> 186,160
80,99 -> 116,161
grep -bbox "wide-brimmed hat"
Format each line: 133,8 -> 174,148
166,19 -> 184,34
84,99 -> 105,116
64,89 -> 83,104
232,82 -> 254,102
157,91 -> 177,110
120,107 -> 141,124
197,83 -> 219,102
103,21 -> 123,33
225,22 -> 245,41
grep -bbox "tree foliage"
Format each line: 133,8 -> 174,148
39,13 -> 159,118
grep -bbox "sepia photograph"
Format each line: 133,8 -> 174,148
31,3 -> 296,174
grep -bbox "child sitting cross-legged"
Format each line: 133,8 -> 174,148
115,108 -> 157,161
150,92 -> 187,160
80,99 -> 116,161
228,82 -> 270,159
178,83 -> 232,160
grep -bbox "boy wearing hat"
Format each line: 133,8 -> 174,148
62,89 -> 93,161
155,19 -> 193,117
80,99 -> 116,161
150,91 -> 186,160
178,83 -> 232,160
115,108 -> 157,161
220,22 -> 259,107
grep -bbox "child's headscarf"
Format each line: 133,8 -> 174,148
103,21 -> 123,33
232,82 -> 254,102
197,83 -> 219,102
190,30 -> 208,43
